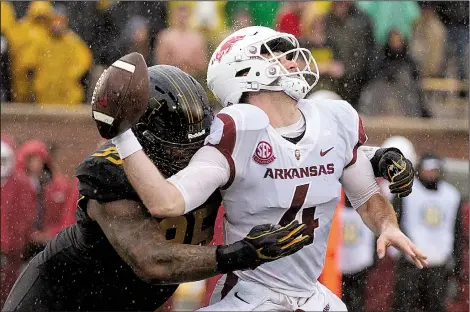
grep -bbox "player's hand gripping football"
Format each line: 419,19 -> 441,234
378,148 -> 415,198
215,220 -> 310,273
377,225 -> 428,269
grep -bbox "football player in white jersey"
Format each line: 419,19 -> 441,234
108,26 -> 427,311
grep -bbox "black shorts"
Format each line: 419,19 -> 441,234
2,225 -> 177,312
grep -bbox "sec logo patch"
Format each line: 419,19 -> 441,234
253,141 -> 276,165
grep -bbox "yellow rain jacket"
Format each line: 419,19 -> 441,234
9,1 -> 55,103
33,27 -> 92,105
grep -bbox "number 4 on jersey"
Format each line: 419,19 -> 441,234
279,184 -> 318,244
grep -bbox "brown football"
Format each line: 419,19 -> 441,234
91,52 -> 149,139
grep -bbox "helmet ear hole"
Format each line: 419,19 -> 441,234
154,85 -> 166,94
235,68 -> 251,77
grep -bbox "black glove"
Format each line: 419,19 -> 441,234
375,148 -> 415,198
215,220 -> 309,273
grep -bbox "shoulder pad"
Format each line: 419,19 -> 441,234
218,104 -> 269,131
205,104 -> 269,146
300,98 -> 358,122
76,141 -> 139,202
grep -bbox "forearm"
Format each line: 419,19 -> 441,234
145,243 -> 219,284
123,151 -> 184,217
357,193 -> 399,236
113,221 -> 219,284
113,129 -> 185,217
91,199 -> 218,284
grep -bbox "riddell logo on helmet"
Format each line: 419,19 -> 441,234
215,35 -> 245,63
253,141 -> 276,165
188,129 -> 206,139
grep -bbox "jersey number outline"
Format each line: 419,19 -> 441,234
158,205 -> 218,245
92,146 -> 123,165
279,183 -> 319,244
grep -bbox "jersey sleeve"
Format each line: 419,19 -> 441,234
341,149 -> 380,210
204,104 -> 269,189
334,101 -> 368,168
75,141 -> 140,203
167,146 -> 230,214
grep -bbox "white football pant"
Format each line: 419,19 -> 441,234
198,274 -> 348,311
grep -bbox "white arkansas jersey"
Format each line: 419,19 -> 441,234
206,99 -> 367,297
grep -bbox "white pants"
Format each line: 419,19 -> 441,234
198,274 -> 347,311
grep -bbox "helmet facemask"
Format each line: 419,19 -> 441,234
257,35 -> 319,100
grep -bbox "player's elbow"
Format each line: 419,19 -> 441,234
147,202 -> 183,218
145,183 -> 185,218
132,263 -> 174,284
131,254 -> 179,285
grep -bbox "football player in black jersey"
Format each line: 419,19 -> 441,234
3,65 -> 311,311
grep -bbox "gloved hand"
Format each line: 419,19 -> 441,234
378,148 -> 415,198
216,220 -> 310,273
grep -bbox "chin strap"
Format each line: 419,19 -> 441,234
244,76 -> 309,102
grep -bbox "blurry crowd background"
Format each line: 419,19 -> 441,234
0,1 -> 469,312
0,1 -> 468,116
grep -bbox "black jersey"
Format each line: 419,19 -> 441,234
3,141 -> 221,311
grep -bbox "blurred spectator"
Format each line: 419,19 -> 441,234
117,15 -> 151,65
339,198 -> 375,312
392,152 -> 465,312
301,1 -> 332,30
191,2 -> 227,42
410,2 -> 447,78
10,1 -> 55,103
436,2 -> 469,82
85,1 -> 121,66
156,3 -> 208,80
1,137 -> 36,308
1,1 -> 16,41
47,177 -> 78,236
33,5 -> 92,105
0,2 -> 13,103
118,1 -> 168,63
299,13 -> 343,93
15,140 -> 71,260
324,1 -> 375,108
446,200 -> 469,311
79,1 -> 121,103
217,5 -> 253,44
359,30 -> 429,117
225,1 -> 280,29
275,1 -> 306,38
1,33 -> 12,103
357,1 -> 421,47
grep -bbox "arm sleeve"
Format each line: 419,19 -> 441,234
167,145 -> 230,213
335,100 -> 368,168
341,149 -> 380,210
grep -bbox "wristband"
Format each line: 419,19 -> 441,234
112,129 -> 143,159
